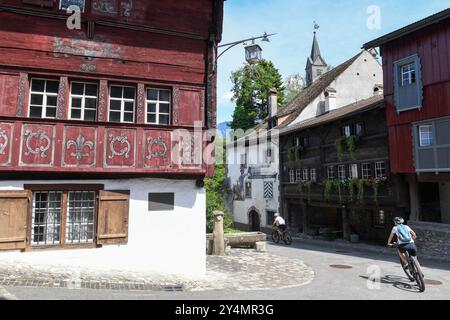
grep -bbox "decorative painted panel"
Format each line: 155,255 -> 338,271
98,80 -> 108,122
0,123 -> 13,166
143,130 -> 171,169
57,77 -> 69,119
104,128 -> 136,168
92,0 -> 119,17
62,126 -> 97,168
19,124 -> 55,167
136,83 -> 146,124
16,73 -> 28,117
172,129 -> 203,170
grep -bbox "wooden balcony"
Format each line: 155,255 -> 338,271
0,119 -> 208,175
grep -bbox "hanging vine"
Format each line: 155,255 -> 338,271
335,138 -> 344,161
357,179 -> 366,205
346,135 -> 357,160
324,179 -> 334,202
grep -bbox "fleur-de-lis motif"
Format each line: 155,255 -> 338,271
0,130 -> 8,155
109,134 -> 131,159
67,134 -> 94,161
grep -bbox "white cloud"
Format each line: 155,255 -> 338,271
221,91 -> 234,103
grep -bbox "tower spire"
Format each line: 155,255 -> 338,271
305,22 -> 328,86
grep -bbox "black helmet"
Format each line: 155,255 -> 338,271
393,217 -> 404,225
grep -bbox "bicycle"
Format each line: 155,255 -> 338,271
390,242 -> 425,292
271,226 -> 293,245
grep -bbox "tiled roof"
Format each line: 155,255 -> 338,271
276,51 -> 364,127
279,94 -> 384,136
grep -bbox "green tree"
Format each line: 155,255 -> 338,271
284,73 -> 305,104
230,59 -> 285,131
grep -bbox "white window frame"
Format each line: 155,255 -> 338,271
145,88 -> 171,125
289,170 -> 295,184
108,85 -> 136,124
362,163 -> 372,179
69,81 -> 98,121
343,125 -> 352,138
375,161 -> 387,179
338,165 -> 346,181
310,168 -> 317,182
296,169 -> 302,182
302,169 -> 309,181
349,164 -> 359,179
419,125 -> 433,147
401,63 -> 416,87
327,166 -> 335,180
28,78 -> 60,119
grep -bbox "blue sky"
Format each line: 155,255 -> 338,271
216,0 -> 450,124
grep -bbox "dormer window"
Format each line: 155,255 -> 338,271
59,0 -> 85,12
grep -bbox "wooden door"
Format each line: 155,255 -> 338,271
0,190 -> 31,250
97,190 -> 130,245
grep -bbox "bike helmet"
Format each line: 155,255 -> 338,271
274,213 -> 280,217
393,217 -> 404,225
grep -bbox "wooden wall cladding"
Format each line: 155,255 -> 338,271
62,126 -> 97,168
104,128 -> 136,168
0,73 -> 20,117
177,88 -> 205,127
19,124 -> 56,167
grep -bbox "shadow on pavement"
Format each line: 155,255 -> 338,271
359,275 -> 422,293
272,240 -> 450,272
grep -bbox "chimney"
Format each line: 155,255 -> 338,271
373,84 -> 384,96
324,87 -> 337,112
268,88 -> 278,118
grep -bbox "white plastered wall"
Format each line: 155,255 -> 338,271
0,178 -> 206,276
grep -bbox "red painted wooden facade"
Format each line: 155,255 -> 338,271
378,18 -> 450,173
0,0 -> 223,177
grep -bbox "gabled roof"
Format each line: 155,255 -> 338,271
276,51 -> 364,127
363,8 -> 450,49
279,94 -> 384,136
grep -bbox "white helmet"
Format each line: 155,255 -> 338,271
274,213 -> 280,217
393,217 -> 404,225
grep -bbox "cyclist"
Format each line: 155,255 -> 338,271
273,213 -> 287,233
387,217 -> 418,271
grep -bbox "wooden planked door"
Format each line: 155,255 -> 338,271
97,190 -> 130,245
0,190 -> 31,251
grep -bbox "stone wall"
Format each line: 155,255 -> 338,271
409,221 -> 450,261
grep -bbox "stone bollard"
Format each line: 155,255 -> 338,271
213,210 -> 225,256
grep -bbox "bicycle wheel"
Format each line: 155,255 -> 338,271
400,258 -> 415,282
412,258 -> 426,293
271,231 -> 280,244
283,232 -> 293,245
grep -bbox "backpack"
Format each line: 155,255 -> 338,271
397,224 -> 412,243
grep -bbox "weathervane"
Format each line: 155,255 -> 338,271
313,21 -> 320,33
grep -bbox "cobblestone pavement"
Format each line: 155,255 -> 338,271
0,249 -> 314,293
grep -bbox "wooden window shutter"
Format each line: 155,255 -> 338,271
97,190 -> 130,245
0,191 -> 31,251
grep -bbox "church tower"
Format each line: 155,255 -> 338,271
305,31 -> 328,86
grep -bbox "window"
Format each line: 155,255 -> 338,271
265,148 -> 273,164
31,191 -> 62,246
349,164 -> 359,179
362,163 -> 372,179
31,190 -> 97,246
303,169 -> 309,181
338,165 -> 346,181
310,168 -> 317,182
375,161 -> 387,179
148,193 -> 175,211
342,125 -> 352,138
66,191 -> 96,244
296,169 -> 302,182
419,125 -> 433,147
59,0 -> 85,12
69,82 -> 98,121
245,182 -> 252,198
266,211 -> 276,226
355,123 -> 365,137
327,166 -> 335,180
373,210 -> 386,228
401,63 -> 416,87
146,88 -> 171,125
393,55 -> 423,112
29,79 -> 60,119
342,123 -> 365,137
289,170 -> 295,184
109,85 -> 136,123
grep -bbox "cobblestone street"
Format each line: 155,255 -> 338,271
0,249 -> 314,296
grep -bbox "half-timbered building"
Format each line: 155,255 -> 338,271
0,0 -> 223,275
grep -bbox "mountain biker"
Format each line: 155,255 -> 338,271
273,213 -> 287,233
387,217 -> 418,270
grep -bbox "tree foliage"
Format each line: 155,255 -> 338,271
205,163 -> 233,233
230,59 -> 285,131
284,73 -> 305,104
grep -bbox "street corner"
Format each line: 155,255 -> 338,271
203,248 -> 315,291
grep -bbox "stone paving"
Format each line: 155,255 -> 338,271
0,249 -> 314,293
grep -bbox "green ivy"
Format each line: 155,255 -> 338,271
324,179 -> 334,201
288,148 -> 295,163
346,135 -> 357,160
296,146 -> 302,161
335,138 -> 344,162
298,180 -> 313,203
357,179 -> 366,205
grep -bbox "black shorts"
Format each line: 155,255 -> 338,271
398,243 -> 417,257
278,224 -> 287,232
